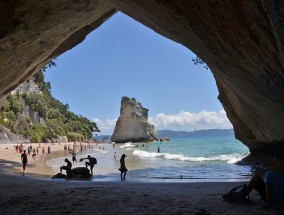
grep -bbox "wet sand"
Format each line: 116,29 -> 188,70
0,143 -> 283,214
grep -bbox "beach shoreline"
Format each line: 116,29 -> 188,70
0,143 -> 284,214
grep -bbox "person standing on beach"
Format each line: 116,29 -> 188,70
80,155 -> 97,175
119,154 -> 128,180
32,148 -> 36,160
21,150 -> 28,174
72,151 -> 77,164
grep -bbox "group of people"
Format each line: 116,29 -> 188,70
18,143 -> 53,174
60,155 -> 97,175
60,153 -> 128,180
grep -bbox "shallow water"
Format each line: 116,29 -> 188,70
47,134 -> 252,182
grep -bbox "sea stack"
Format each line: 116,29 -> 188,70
111,96 -> 157,143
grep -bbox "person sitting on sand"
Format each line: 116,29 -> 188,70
80,155 -> 97,175
245,157 -> 284,208
60,158 -> 72,174
119,154 -> 128,180
21,150 -> 28,174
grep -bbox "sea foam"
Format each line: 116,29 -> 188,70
132,149 -> 246,164
119,142 -> 135,148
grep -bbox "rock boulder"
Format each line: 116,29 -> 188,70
111,97 -> 157,143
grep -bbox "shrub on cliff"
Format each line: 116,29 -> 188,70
0,61 -> 100,142
67,132 -> 83,142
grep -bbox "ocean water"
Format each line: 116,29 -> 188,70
47,133 -> 252,182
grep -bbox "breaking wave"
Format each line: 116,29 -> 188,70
132,149 -> 246,164
119,142 -> 135,148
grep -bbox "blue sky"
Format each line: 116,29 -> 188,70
45,12 -> 232,135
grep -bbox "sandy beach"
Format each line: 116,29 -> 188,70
0,143 -> 283,215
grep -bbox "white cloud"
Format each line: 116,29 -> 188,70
93,118 -> 117,131
149,109 -> 232,131
93,109 -> 232,135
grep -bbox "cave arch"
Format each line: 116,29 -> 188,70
1,1 -> 284,160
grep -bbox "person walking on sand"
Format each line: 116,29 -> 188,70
119,154 -> 128,180
21,150 -> 28,174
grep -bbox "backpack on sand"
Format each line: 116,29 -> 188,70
222,184 -> 250,202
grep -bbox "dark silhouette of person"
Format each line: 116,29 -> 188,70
21,150 -> 28,174
239,157 -> 284,208
60,158 -> 72,174
80,155 -> 97,174
119,154 -> 128,180
72,151 -> 77,164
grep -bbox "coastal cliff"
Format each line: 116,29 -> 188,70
111,97 -> 157,143
0,69 -> 99,143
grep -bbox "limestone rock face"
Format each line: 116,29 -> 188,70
0,125 -> 27,144
111,97 -> 157,143
1,1 -> 284,159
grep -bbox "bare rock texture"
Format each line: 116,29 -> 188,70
1,1 -> 284,159
111,97 -> 157,143
0,125 -> 27,144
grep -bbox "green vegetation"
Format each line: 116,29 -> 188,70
192,56 -> 209,70
0,61 -> 99,142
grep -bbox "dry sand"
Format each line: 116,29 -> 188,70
0,143 -> 283,215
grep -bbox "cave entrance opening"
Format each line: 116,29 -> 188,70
42,12 -> 249,181
45,12 -> 225,135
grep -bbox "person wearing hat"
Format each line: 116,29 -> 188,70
60,158 -> 72,174
80,155 -> 97,175
119,154 -> 128,180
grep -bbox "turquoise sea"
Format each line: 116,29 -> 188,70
48,132 -> 252,182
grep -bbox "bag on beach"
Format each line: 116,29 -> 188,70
222,183 -> 250,203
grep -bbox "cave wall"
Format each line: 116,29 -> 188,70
1,0 -> 284,158
0,0 -> 116,104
